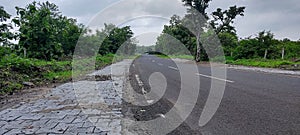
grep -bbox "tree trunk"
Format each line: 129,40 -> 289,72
230,51 -> 233,57
24,48 -> 27,58
195,32 -> 201,62
264,49 -> 268,59
281,47 -> 285,59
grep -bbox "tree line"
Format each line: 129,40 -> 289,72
0,1 -> 136,61
156,0 -> 300,61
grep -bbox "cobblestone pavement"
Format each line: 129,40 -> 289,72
0,60 -> 133,135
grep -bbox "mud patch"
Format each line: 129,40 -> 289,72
85,75 -> 112,81
34,105 -> 81,113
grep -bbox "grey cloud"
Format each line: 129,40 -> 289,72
2,0 -> 300,40
208,0 -> 300,40
57,0 -> 118,16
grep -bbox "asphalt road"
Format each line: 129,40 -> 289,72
127,54 -> 300,135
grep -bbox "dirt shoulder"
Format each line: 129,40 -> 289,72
0,83 -> 64,111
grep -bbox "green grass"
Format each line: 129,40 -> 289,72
173,55 -> 194,60
0,54 -> 115,95
156,54 -> 169,59
156,54 -> 194,60
226,57 -> 300,68
96,54 -> 115,69
155,54 -> 300,69
43,71 -> 72,82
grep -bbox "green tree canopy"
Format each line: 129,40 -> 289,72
210,6 -> 245,34
0,6 -> 15,47
13,1 -> 83,60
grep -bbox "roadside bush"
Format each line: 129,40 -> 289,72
0,54 -> 71,94
0,46 -> 11,57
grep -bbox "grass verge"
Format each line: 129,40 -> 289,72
156,54 -> 194,60
155,54 -> 300,70
226,57 -> 300,69
0,54 -> 115,95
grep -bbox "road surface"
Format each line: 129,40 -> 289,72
128,54 -> 300,134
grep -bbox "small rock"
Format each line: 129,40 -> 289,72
23,82 -> 35,87
147,100 -> 154,104
24,125 -> 34,129
156,114 -> 166,118
140,109 -> 146,112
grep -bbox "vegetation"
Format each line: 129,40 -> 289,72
0,2 -> 136,94
233,32 -> 300,60
0,6 -> 16,47
1,0 -> 300,94
226,58 -> 300,69
155,0 -> 300,68
12,2 -> 84,60
136,45 -> 155,54
0,53 -> 115,94
0,54 -> 71,94
156,54 -> 194,60
156,0 -> 245,62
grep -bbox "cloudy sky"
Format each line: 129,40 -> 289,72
2,0 -> 300,45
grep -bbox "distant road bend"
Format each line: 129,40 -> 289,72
129,54 -> 300,134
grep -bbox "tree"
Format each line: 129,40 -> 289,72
94,24 -> 135,55
278,39 -> 300,59
13,2 -> 83,60
278,38 -> 290,59
210,6 -> 245,34
233,38 -> 259,59
57,17 -> 85,56
256,31 -> 274,59
156,15 -> 195,55
218,32 -> 238,57
182,0 -> 212,19
182,0 -> 212,62
0,6 -> 15,47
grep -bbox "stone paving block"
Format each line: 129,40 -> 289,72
0,109 -> 10,116
60,115 -> 76,123
18,113 -> 44,121
0,111 -> 23,121
83,109 -> 102,115
77,133 -> 105,135
31,118 -> 50,128
44,119 -> 60,129
35,128 -> 53,134
109,119 -> 121,127
72,115 -> 88,124
93,127 -> 108,134
0,120 -> 8,128
0,60 -> 132,134
4,128 -> 22,135
82,120 -> 97,128
94,119 -> 110,131
66,109 -> 82,116
0,128 -> 10,134
43,111 -> 68,119
50,122 -> 69,134
87,116 -> 100,124
19,126 -> 40,134
66,126 -> 95,134
1,120 -> 26,130
35,123 -> 68,135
